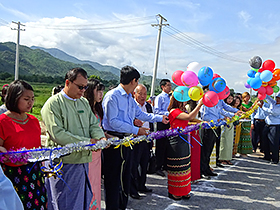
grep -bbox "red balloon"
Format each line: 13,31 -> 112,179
202,91 -> 219,107
266,85 -> 274,95
258,93 -> 266,100
258,86 -> 266,94
258,68 -> 264,73
217,86 -> 230,100
262,59 -> 275,71
172,70 -> 185,86
212,73 -> 221,79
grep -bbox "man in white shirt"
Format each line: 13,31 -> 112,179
130,84 -> 154,199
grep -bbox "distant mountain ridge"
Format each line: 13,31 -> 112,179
0,42 -> 169,94
30,46 -> 121,76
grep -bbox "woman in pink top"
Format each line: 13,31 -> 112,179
84,78 -> 105,210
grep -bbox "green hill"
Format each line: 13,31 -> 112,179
0,42 -> 173,94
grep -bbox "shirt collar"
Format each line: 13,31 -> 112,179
162,91 -> 169,96
118,84 -> 132,97
61,90 -> 77,101
135,99 -> 146,107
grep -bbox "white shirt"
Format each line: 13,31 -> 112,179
135,101 -> 150,129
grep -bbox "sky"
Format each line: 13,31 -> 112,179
1,0 -> 280,93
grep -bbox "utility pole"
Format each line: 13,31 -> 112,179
150,14 -> 168,97
11,21 -> 25,80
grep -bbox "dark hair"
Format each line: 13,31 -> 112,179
202,85 -> 209,92
5,80 -> 33,114
65,67 -> 88,82
120,66 -> 140,85
167,95 -> 186,112
160,79 -> 171,89
233,96 -> 242,109
224,93 -> 235,106
1,85 -> 9,103
186,100 -> 197,112
52,85 -> 64,95
84,78 -> 105,120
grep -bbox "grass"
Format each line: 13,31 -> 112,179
0,81 -> 57,121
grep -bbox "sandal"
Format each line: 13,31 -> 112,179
182,194 -> 191,200
226,160 -> 233,165
168,193 -> 182,200
221,161 -> 228,165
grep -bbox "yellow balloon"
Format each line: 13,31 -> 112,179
188,86 -> 203,101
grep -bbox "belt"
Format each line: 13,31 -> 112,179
105,130 -> 132,138
255,119 -> 265,122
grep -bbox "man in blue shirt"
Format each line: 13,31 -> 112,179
102,66 -> 168,210
154,79 -> 172,176
200,86 -> 242,177
251,101 -> 266,153
260,93 -> 280,164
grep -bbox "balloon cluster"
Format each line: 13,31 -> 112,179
172,62 -> 230,107
246,56 -> 280,100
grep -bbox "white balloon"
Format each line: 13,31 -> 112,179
187,62 -> 203,74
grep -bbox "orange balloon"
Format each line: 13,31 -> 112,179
269,82 -> 277,87
273,68 -> 280,80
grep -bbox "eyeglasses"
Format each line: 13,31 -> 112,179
72,82 -> 88,90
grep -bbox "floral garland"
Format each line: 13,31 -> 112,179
0,103 -> 258,164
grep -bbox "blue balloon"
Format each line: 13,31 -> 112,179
173,86 -> 190,102
198,66 -> 213,86
260,70 -> 273,82
250,77 -> 262,89
247,77 -> 253,86
247,69 -> 256,78
209,77 -> 226,93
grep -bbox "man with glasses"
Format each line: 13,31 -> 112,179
41,67 -> 105,210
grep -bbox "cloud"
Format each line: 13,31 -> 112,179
1,14 -> 280,95
238,11 -> 251,27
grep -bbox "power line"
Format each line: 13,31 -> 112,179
0,18 -> 10,27
162,25 -> 247,64
25,16 -> 156,30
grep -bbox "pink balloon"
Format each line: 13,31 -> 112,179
212,73 -> 221,79
181,71 -> 199,88
258,93 -> 266,100
217,86 -> 230,100
266,85 -> 274,95
172,70 -> 185,86
202,91 -> 219,107
258,86 -> 266,94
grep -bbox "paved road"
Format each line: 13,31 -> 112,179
101,151 -> 280,210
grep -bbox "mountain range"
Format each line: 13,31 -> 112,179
0,42 -> 166,90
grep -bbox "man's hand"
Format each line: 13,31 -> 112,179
162,116 -> 169,124
137,127 -> 150,135
90,139 -> 98,144
251,124 -> 254,130
134,119 -> 143,127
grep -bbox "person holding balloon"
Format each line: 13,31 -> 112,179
200,85 -> 243,177
251,100 -> 266,153
166,94 -> 203,200
219,94 -> 236,165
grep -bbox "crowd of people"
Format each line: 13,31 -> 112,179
0,65 -> 280,210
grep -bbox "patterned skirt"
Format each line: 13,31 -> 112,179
238,120 -> 253,154
167,135 -> 191,197
2,162 -> 47,210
